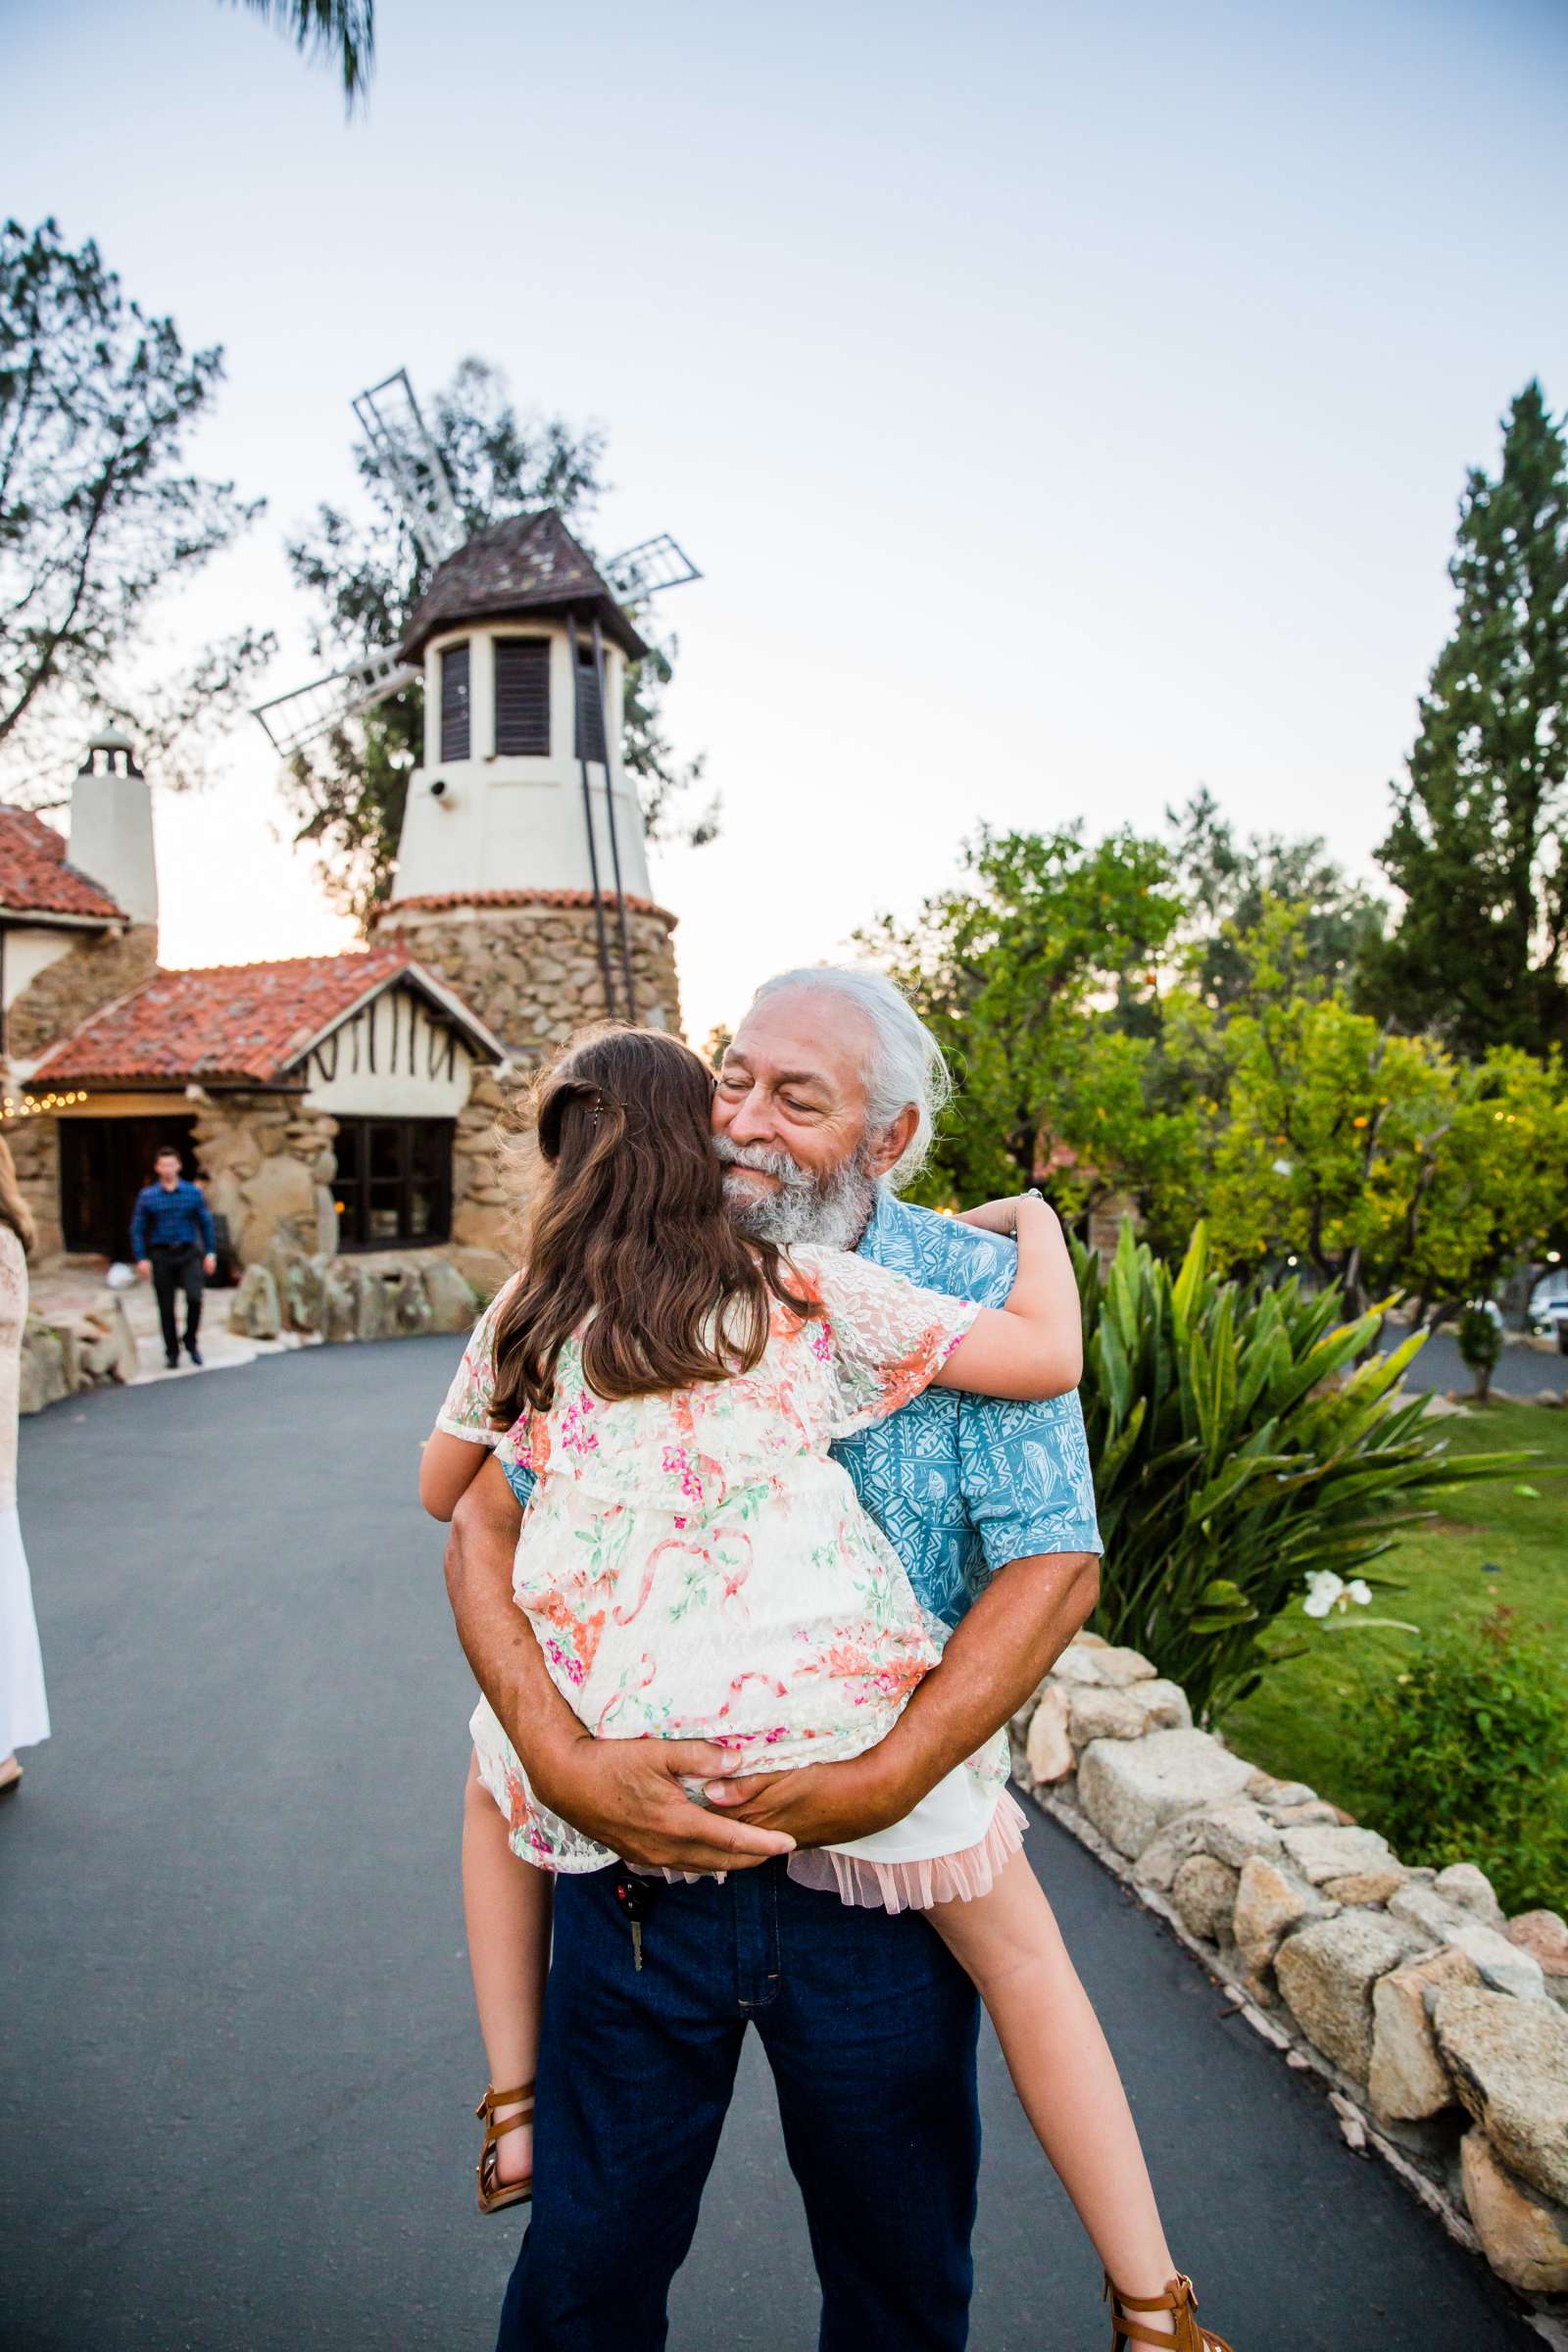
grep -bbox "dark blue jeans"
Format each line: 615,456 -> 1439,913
498,1858 -> 981,2352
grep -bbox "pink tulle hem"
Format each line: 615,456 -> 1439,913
783,1790 -> 1028,1914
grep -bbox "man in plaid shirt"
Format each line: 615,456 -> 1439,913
131,1147 -> 217,1369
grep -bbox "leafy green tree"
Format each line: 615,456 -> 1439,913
1165,785 -> 1385,1006
1368,382 -> 1568,1055
283,357 -> 713,922
0,218 -> 270,806
231,2 -> 375,107
858,824 -> 1189,1214
1195,903 -> 1568,1315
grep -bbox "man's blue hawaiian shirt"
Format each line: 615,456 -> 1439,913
837,1188 -> 1102,1627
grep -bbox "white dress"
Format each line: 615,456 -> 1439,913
0,1224 -> 49,1756
438,1246 -> 1027,1912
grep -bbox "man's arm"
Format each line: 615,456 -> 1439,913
130,1189 -> 148,1262
708,1547 -> 1099,1844
445,1453 -> 795,1874
195,1186 -> 217,1259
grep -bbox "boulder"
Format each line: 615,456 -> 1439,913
1247,1774 -> 1318,1811
1066,1686 -> 1148,1745
1200,1800 -> 1284,1872
1280,1824 -> 1398,1887
1390,1886 -> 1547,1998
1077,1730 -> 1254,1859
355,1270 -> 397,1342
1171,1854 -> 1240,1943
1133,1811 -> 1210,1895
422,1259 -> 480,1335
1322,1869 -> 1408,1906
1368,1945 -> 1480,2123
1275,1911 -> 1414,2081
1024,1687 -> 1074,1784
1124,1678 -> 1193,1733
1268,1800 -> 1344,1828
1507,1911 -> 1568,1988
1433,1863 -> 1507,1932
1233,1854 -> 1335,1977
1432,1985 -> 1568,2205
1050,1647 -> 1107,1688
387,1267 -> 433,1337
18,1320 -> 70,1415
1459,2130 -> 1568,2295
227,1264 -> 280,1342
1086,1644 -> 1157,1687
74,1295 -> 138,1384
318,1258 -> 362,1343
270,1244 -> 325,1335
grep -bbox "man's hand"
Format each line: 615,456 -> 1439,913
704,1748 -> 908,1848
136,1259 -> 151,1280
531,1733 -> 798,1875
202,1254 -> 217,1277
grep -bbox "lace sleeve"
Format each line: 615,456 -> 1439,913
435,1273 -> 523,1446
794,1246 -> 981,1440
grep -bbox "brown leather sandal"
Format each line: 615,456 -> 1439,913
475,2081 -> 535,2215
1106,2272 -> 1235,2350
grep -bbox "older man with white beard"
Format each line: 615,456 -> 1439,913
444,967 -> 1102,2352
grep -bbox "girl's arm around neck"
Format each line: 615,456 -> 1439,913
933,1196 -> 1084,1401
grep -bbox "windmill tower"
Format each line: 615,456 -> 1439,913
254,369 -> 700,1060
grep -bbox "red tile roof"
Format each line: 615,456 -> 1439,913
380,886 -> 676,927
0,808 -> 125,921
28,948 -> 417,1086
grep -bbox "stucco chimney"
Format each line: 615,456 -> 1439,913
69,728 -> 159,930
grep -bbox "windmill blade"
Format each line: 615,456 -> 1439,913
352,368 -> 466,568
252,647 -> 419,760
602,533 -> 702,605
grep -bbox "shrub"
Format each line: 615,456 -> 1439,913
1076,1222 -> 1522,1720
1349,1607 -> 1568,1916
1455,1303 -> 1503,1402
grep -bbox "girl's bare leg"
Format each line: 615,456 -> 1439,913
462,1753 -> 553,2182
930,1849 -> 1178,2336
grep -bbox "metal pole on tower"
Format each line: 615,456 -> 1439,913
566,612 -> 617,1018
593,616 -> 639,1023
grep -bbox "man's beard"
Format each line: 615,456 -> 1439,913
715,1136 -> 879,1250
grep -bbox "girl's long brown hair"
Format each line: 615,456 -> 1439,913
490,1027 -> 814,1423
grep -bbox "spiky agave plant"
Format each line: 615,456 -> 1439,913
1075,1222 -> 1524,1720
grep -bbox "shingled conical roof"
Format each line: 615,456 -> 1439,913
398,511 -> 650,665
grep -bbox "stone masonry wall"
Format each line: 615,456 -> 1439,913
371,899 -> 682,1065
6,924 -> 158,1066
1012,1643 -> 1568,2311
192,1095 -> 341,1267
6,1114 -> 62,1258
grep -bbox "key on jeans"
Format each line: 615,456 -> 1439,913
614,1871 -> 659,1970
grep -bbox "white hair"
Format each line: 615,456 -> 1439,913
745,965 -> 953,1190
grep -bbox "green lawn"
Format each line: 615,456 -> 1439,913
1222,1399 -> 1568,1831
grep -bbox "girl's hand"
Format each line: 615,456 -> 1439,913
958,1196 -> 1027,1235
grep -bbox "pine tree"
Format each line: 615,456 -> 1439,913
1369,381 -> 1568,1055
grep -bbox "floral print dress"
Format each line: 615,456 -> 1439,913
438,1245 -> 1025,1909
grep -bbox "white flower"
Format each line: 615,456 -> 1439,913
1303,1571 -> 1374,1619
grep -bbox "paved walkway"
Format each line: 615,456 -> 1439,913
1,1340 -> 1537,2351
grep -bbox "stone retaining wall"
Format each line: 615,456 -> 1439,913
1012,1641 -> 1568,2315
227,1239 -> 510,1348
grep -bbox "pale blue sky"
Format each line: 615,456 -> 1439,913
9,0 -> 1568,1042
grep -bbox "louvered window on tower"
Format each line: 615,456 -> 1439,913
574,647 -> 608,764
440,641 -> 471,762
494,638 -> 551,756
